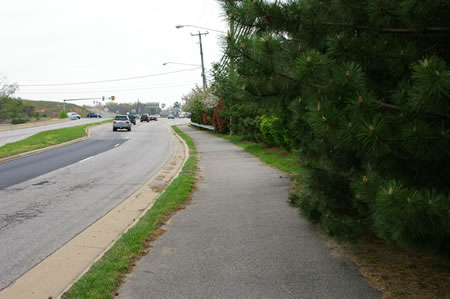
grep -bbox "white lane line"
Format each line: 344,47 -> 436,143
114,143 -> 120,148
79,156 -> 93,163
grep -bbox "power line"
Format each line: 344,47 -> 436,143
18,68 -> 201,87
17,82 -> 200,94
18,80 -> 200,91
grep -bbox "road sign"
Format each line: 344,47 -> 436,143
146,102 -> 160,108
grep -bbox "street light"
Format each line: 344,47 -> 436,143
175,24 -> 226,34
162,62 -> 201,67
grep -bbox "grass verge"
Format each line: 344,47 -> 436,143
210,131 -> 301,174
63,125 -> 196,298
0,120 -> 111,158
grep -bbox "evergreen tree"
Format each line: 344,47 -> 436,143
213,0 -> 449,252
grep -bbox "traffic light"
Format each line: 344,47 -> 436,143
102,96 -> 105,101
111,96 -> 115,101
175,101 -> 180,107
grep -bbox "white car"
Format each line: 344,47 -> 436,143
67,112 -> 81,120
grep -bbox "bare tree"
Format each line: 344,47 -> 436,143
0,75 -> 18,97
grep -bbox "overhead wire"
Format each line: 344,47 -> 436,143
18,80 -> 201,92
17,82 -> 201,94
18,68 -> 201,87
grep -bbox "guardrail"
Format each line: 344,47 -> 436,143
190,122 -> 215,132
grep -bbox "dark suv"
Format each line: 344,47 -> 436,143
127,114 -> 136,125
141,113 -> 150,122
87,113 -> 102,118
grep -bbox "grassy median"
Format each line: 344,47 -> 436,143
63,126 -> 196,298
0,120 -> 111,159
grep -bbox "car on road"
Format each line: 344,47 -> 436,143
113,115 -> 131,131
68,112 -> 81,120
149,115 -> 157,121
168,114 -> 175,119
141,113 -> 150,122
87,113 -> 102,118
127,114 -> 136,125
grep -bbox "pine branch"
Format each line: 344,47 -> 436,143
232,45 -> 297,82
420,43 -> 439,54
322,22 -> 450,33
377,101 -> 450,118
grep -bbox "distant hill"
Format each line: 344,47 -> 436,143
23,100 -> 89,118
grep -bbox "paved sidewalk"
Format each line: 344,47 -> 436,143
118,125 -> 381,298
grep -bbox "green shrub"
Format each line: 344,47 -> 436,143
59,110 -> 68,119
11,118 -> 27,124
260,114 -> 293,150
236,116 -> 261,142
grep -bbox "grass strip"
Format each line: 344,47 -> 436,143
0,120 -> 111,158
63,125 -> 196,298
209,131 -> 301,174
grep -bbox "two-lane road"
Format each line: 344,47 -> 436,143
0,118 -> 188,290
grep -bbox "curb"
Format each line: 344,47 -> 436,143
0,127 -> 91,164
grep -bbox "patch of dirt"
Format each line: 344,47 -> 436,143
267,147 -> 283,153
278,152 -> 293,157
150,182 -> 168,193
326,235 -> 450,298
151,186 -> 165,193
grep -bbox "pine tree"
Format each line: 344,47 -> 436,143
214,0 -> 449,252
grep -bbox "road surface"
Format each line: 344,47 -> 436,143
0,118 -> 188,290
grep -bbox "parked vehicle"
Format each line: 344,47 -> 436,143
141,113 -> 150,122
87,113 -> 102,118
113,115 -> 131,131
168,114 -> 175,119
127,114 -> 136,125
67,112 -> 81,120
149,115 -> 157,121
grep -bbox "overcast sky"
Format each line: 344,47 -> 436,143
0,0 -> 228,107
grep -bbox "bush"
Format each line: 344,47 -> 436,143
236,116 -> 261,142
211,98 -> 229,133
59,110 -> 68,119
11,118 -> 27,124
260,114 -> 293,150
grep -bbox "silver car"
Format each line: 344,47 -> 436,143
67,112 -> 81,120
113,115 -> 131,131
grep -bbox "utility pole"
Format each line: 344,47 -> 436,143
191,31 -> 208,90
